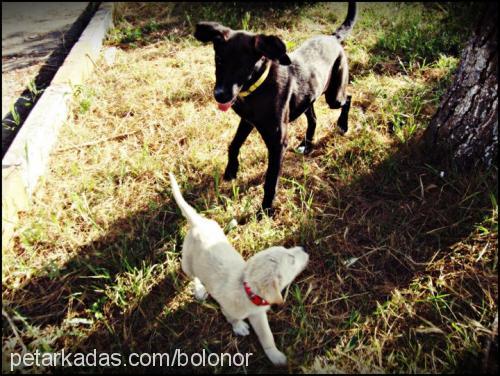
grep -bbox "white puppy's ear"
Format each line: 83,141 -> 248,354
259,276 -> 283,305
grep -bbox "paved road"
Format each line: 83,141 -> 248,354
2,2 -> 90,119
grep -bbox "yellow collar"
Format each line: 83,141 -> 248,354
238,60 -> 271,98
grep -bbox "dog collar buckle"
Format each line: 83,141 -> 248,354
243,281 -> 269,306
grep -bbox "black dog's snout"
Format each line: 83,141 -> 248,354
302,246 -> 308,253
214,87 -> 233,103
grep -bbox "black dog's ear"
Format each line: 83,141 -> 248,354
254,34 -> 292,65
194,22 -> 230,43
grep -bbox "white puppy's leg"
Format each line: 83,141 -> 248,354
248,312 -> 287,366
221,308 -> 250,336
192,277 -> 208,301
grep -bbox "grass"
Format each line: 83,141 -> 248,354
2,2 -> 497,374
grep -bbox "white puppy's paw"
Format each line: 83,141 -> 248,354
192,280 -> 208,301
232,320 -> 250,336
194,288 -> 208,301
265,348 -> 287,367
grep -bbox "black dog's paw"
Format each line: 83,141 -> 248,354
337,119 -> 348,134
257,206 -> 275,220
223,164 -> 238,181
296,140 -> 313,155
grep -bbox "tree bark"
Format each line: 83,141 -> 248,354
424,2 -> 497,168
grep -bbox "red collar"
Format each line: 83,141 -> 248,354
243,281 -> 270,306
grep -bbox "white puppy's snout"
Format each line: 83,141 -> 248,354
296,247 -> 309,274
294,246 -> 309,264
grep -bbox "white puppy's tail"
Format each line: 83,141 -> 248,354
169,172 -> 200,225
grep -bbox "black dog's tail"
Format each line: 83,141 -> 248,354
333,2 -> 357,42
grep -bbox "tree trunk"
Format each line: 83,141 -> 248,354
425,2 -> 497,168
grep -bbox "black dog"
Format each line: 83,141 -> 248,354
195,2 -> 357,215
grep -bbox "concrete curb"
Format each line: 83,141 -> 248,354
2,2 -> 114,251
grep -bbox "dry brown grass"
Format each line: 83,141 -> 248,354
2,2 -> 497,374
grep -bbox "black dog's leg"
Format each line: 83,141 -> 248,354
224,119 -> 254,181
297,104 -> 316,155
337,95 -> 351,133
326,52 -> 351,133
261,137 -> 287,216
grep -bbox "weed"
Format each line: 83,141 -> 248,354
241,11 -> 251,30
9,104 -> 21,127
27,79 -> 42,98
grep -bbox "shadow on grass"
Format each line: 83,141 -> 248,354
286,134 -> 496,372
5,129 -> 496,373
3,171 -> 286,373
4,175 -> 216,326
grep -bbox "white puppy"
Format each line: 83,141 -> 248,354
169,173 -> 309,366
